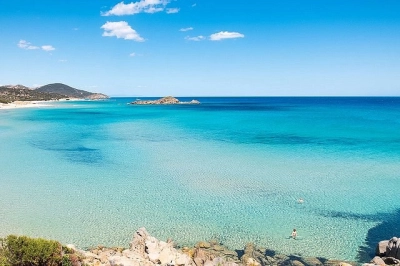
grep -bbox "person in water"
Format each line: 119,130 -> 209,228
291,229 -> 297,239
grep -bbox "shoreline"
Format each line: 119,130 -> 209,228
0,98 -> 90,110
1,228 -> 363,266
0,100 -> 53,109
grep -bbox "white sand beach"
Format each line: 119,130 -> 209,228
0,101 -> 53,109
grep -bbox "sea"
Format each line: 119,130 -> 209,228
1,97 -> 400,262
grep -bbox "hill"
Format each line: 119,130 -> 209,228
36,83 -> 109,99
0,83 -> 109,104
0,86 -> 64,104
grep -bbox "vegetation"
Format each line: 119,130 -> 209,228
36,83 -> 108,99
0,87 -> 65,103
36,83 -> 94,98
0,83 -> 108,103
0,235 -> 82,266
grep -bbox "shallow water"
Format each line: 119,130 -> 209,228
1,97 -> 399,261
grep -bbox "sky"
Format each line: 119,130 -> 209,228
1,0 -> 400,96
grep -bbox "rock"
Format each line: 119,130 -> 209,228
386,237 -> 400,258
147,252 -> 160,263
203,260 -> 214,266
86,93 -> 109,100
370,256 -> 385,265
291,260 -> 305,266
175,253 -> 190,265
108,255 -> 137,266
197,241 -> 211,249
130,96 -> 200,105
158,247 -> 174,265
383,257 -> 400,264
181,247 -> 195,259
194,247 -> 207,261
194,257 -> 205,266
245,257 -> 260,266
221,249 -> 238,258
301,257 -> 323,266
376,240 -> 389,257
129,227 -> 149,257
66,244 -> 77,251
212,245 -> 224,251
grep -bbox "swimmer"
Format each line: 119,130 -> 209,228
297,198 -> 304,204
291,229 -> 297,239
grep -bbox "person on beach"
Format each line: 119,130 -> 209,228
291,229 -> 297,239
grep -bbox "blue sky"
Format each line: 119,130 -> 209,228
1,0 -> 399,96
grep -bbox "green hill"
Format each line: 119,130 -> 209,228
0,83 -> 109,103
0,86 -> 64,103
36,83 -> 108,99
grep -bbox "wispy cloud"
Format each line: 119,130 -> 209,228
42,45 -> 55,51
18,40 -> 39,50
192,3 -> 196,7
179,27 -> 193,32
130,52 -> 136,57
209,31 -> 244,41
102,0 -> 173,16
101,21 -> 145,42
18,40 -> 56,51
185,35 -> 205,41
166,8 -> 179,14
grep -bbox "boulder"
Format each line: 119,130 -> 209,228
376,240 -> 389,257
386,237 -> 400,259
129,227 -> 149,257
196,241 -> 211,249
383,257 -> 400,264
370,256 -> 385,265
158,247 -> 175,265
291,260 -> 305,266
301,257 -> 323,266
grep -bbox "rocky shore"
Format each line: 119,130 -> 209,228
130,96 -> 200,105
66,228 -> 364,266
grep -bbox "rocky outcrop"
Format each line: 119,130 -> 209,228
86,93 -> 109,100
130,96 -> 200,105
66,228 -> 356,266
365,237 -> 400,265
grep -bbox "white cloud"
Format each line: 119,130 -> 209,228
130,52 -> 136,57
179,27 -> 193,32
59,59 -> 67,62
18,40 -> 56,51
101,21 -> 145,42
166,8 -> 179,14
42,45 -> 55,51
102,0 -> 170,16
209,31 -> 244,41
18,40 -> 39,50
185,35 -> 205,41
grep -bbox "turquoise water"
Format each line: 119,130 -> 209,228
1,97 -> 400,262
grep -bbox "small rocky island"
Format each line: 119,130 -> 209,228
130,96 -> 200,105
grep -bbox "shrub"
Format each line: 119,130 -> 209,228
0,235 -> 62,266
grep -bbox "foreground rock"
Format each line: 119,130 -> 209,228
72,227 -> 356,266
365,236 -> 400,265
130,96 -> 200,105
